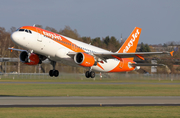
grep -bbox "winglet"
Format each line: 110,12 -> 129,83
170,51 -> 174,57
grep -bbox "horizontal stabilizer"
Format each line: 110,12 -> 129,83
131,63 -> 165,66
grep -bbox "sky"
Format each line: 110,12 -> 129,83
0,0 -> 180,44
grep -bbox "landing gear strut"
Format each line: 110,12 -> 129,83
49,61 -> 59,77
85,67 -> 95,78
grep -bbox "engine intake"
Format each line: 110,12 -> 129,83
74,52 -> 95,67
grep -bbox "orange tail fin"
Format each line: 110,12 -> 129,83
116,27 -> 142,60
117,27 -> 142,53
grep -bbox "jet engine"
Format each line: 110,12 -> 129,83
74,52 -> 95,67
20,51 -> 40,65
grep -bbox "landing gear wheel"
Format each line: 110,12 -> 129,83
49,70 -> 54,77
85,71 -> 90,78
85,71 -> 95,78
90,71 -> 95,78
49,70 -> 59,77
54,70 -> 59,77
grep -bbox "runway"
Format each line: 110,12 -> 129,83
0,96 -> 180,107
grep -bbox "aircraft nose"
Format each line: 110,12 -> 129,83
11,32 -> 19,43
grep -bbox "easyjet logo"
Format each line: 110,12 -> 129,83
123,29 -> 140,53
43,31 -> 62,40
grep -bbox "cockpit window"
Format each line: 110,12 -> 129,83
19,29 -> 25,31
18,29 -> 32,34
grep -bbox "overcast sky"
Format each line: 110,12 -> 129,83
0,0 -> 179,44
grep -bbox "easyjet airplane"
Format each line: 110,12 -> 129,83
9,26 -> 173,78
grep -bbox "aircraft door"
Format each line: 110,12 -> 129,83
37,29 -> 42,42
36,28 -> 45,50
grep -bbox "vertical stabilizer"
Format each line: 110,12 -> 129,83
117,27 -> 142,54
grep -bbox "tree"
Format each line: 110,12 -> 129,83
145,44 -> 151,52
35,24 -> 43,28
163,43 -> 167,47
92,37 -> 102,47
108,36 -> 120,52
139,42 -> 151,52
59,26 -> 82,41
45,26 -> 58,33
103,36 -> 110,46
82,37 -> 91,44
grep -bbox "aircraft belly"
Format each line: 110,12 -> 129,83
92,59 -> 119,72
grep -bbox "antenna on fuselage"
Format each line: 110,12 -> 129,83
33,24 -> 36,27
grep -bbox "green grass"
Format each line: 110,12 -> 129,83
0,106 -> 179,118
0,75 -> 179,117
1,74 -> 180,83
0,83 -> 179,96
0,74 -> 180,96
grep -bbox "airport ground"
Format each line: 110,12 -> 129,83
0,74 -> 180,117
0,106 -> 179,118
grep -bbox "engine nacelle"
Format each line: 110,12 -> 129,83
74,52 -> 95,67
20,51 -> 40,65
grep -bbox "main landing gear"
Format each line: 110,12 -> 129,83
49,61 -> 59,77
85,67 -> 95,78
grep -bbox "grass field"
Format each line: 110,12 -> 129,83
0,75 -> 180,118
0,106 -> 179,118
1,73 -> 180,82
0,81 -> 179,96
0,74 -> 180,96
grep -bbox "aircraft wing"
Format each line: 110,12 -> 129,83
93,51 -> 173,60
68,51 -> 173,61
130,63 -> 165,66
8,47 -> 26,52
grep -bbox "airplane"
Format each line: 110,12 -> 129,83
9,26 -> 173,78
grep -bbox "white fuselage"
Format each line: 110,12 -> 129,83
11,29 -> 124,73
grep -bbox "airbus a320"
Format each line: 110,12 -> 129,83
9,26 -> 173,78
